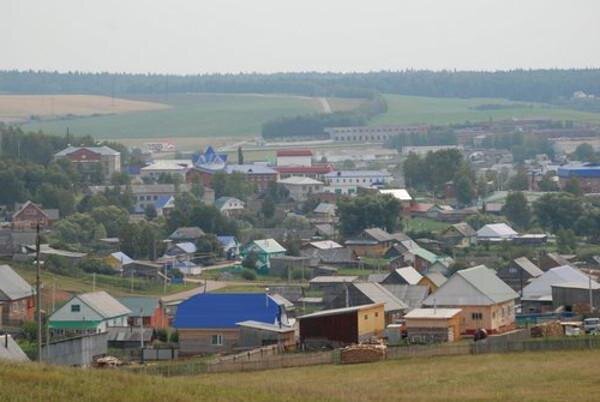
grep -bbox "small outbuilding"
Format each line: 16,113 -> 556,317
237,320 -> 296,350
298,303 -> 385,348
404,308 -> 463,343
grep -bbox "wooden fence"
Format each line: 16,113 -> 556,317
125,336 -> 600,377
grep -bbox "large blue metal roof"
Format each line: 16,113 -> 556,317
557,164 -> 600,178
174,293 -> 281,329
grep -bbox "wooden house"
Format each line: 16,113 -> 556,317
381,266 -> 423,285
496,257 -> 543,294
11,201 -> 59,229
0,265 -> 35,325
539,252 -> 570,271
123,261 -> 165,281
439,222 -> 476,248
298,303 -> 385,348
117,296 -> 168,329
423,265 -> 518,335
330,282 -> 407,324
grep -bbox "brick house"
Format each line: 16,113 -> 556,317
11,201 -> 59,229
0,265 -> 35,325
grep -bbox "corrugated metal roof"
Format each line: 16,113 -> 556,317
174,293 -> 283,329
425,272 -> 448,288
110,252 -> 133,265
477,223 -> 518,238
395,267 -> 423,285
175,242 -> 197,254
117,296 -> 159,317
0,265 -> 34,301
277,176 -> 323,185
78,291 -> 131,319
308,240 -> 343,250
0,335 -> 29,362
379,189 -> 412,201
381,285 -> 428,309
298,303 -> 383,320
523,265 -> 597,300
513,257 -> 543,277
250,239 -> 286,254
225,164 -> 277,175
237,320 -> 294,333
169,227 -> 205,240
309,276 -> 358,283
424,265 -> 518,306
352,282 -> 407,312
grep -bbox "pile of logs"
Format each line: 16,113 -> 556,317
340,343 -> 387,364
94,356 -> 123,368
530,321 -> 563,338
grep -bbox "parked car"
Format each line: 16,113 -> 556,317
583,318 -> 600,334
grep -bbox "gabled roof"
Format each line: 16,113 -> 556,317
110,252 -> 133,265
214,196 -> 244,210
117,296 -> 160,318
381,284 -> 429,309
225,164 -> 277,175
394,267 -> 423,285
522,265 -> 596,300
308,240 -> 343,250
379,189 -> 412,201
174,293 -> 283,329
237,320 -> 294,333
352,282 -> 408,312
424,265 -> 518,306
314,203 -> 337,215
477,223 -> 518,238
0,265 -> 33,301
0,335 -> 29,362
412,247 -> 440,264
424,272 -> 448,288
450,222 -> 476,237
78,291 -> 131,319
367,273 -> 389,283
55,145 -> 120,157
300,247 -> 355,264
175,242 -> 197,254
362,228 -> 393,243
217,235 -> 238,247
513,257 -> 543,277
12,201 -> 48,220
249,239 -> 286,254
169,227 -> 205,241
543,252 -> 570,268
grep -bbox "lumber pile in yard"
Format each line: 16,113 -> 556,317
530,321 -> 563,338
340,343 -> 387,364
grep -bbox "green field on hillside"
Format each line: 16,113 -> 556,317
372,94 -> 600,126
2,349 -> 600,401
20,93 -> 326,140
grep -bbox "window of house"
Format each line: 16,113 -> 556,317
211,334 -> 223,345
71,304 -> 81,312
364,314 -> 368,320
471,312 -> 482,320
375,312 -> 379,318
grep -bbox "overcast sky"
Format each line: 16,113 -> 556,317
1,0 -> 599,74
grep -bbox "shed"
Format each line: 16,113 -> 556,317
237,320 -> 296,350
298,303 -> 385,348
404,308 -> 463,342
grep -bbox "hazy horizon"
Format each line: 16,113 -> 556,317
2,0 -> 600,75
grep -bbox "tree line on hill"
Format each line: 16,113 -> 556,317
2,69 -> 599,103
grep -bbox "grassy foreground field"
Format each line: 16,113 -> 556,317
20,93 -> 328,140
372,94 -> 600,126
2,349 -> 600,401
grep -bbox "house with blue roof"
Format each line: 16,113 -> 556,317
175,293 -> 289,354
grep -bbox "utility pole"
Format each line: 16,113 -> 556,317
35,223 -> 42,362
589,272 -> 594,313
92,273 -> 96,292
140,307 -> 145,350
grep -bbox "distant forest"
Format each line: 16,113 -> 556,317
1,69 -> 600,103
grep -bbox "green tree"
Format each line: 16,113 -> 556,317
573,143 -> 596,162
145,204 -> 158,220
556,229 -> 577,253
337,194 -> 402,236
564,177 -> 583,196
90,206 -> 128,237
538,173 -> 559,192
502,192 -> 531,229
36,183 -> 75,217
533,193 -> 584,232
261,197 -> 276,219
507,169 -> 529,191
454,171 -> 475,206
575,208 -> 600,243
93,223 -> 107,241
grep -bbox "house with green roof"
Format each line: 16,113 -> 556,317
49,291 -> 130,336
241,239 -> 286,274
